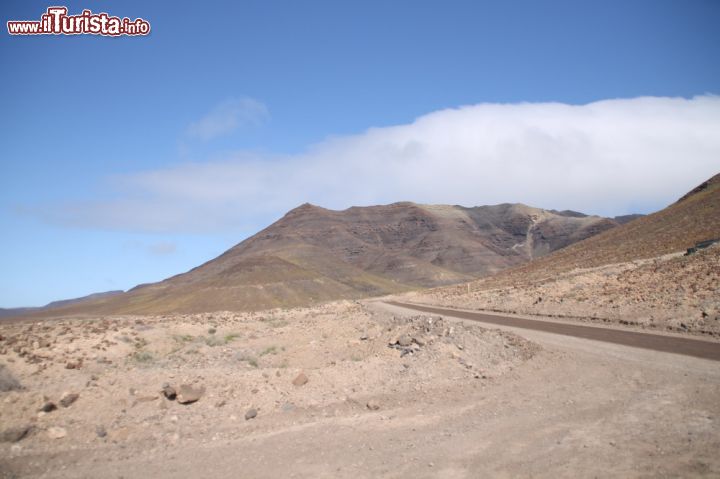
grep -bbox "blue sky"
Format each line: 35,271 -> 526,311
1,0 -> 719,307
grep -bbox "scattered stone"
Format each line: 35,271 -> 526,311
359,332 -> 369,340
176,384 -> 204,404
397,335 -> 413,347
245,408 -> 258,420
161,384 -> 177,400
65,361 -> 80,370
0,425 -> 33,443
292,372 -> 309,386
40,401 -> 57,413
59,392 -> 79,408
366,399 -> 380,411
95,425 -> 107,438
47,426 -> 67,439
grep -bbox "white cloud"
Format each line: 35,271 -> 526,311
187,97 -> 269,140
32,95 -> 720,233
122,240 -> 177,256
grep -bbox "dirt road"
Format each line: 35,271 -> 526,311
386,300 -> 720,361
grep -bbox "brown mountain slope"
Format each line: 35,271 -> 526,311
471,172 -> 720,288
409,173 -> 720,335
21,202 -> 621,316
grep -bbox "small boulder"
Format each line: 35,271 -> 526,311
39,401 -> 57,413
47,426 -> 67,439
95,425 -> 107,438
0,425 -> 33,443
161,384 -> 177,400
59,392 -> 79,408
292,372 -> 309,387
65,361 -> 81,370
397,335 -> 413,347
245,408 -> 257,420
176,384 -> 204,404
366,399 -> 380,411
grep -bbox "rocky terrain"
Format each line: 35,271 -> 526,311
16,202 -> 622,317
0,301 -> 538,477
1,301 -> 718,478
407,244 -> 720,336
406,173 -> 720,336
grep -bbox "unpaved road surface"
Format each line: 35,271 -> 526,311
386,301 -> 720,361
2,301 -> 719,478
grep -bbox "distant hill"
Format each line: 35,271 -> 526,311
440,172 -> 720,291
0,290 -> 124,319
0,307 -> 38,319
44,290 -> 125,309
18,202 -> 622,316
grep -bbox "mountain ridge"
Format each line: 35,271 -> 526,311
6,201 -> 625,317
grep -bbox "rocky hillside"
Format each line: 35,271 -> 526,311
409,173 -> 720,335
19,202 -> 622,315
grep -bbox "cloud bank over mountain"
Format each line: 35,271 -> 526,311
31,95 -> 720,233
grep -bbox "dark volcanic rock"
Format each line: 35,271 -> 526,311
60,392 -> 79,408
0,425 -> 33,443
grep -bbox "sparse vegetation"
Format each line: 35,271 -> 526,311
236,353 -> 259,368
132,350 -> 154,363
267,318 -> 289,328
224,333 -> 241,342
260,345 -> 278,356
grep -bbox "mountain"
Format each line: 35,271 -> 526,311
432,172 -> 720,292
44,290 -> 125,309
18,202 -> 621,316
0,291 -> 124,319
411,173 -> 720,335
0,307 -> 37,319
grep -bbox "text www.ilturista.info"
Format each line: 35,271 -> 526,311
7,7 -> 150,36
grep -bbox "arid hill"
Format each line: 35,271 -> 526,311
409,173 -> 720,335
461,172 -> 720,288
19,202 -> 622,315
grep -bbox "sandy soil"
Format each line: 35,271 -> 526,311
1,301 -> 540,478
0,300 -> 718,477
406,245 -> 720,337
